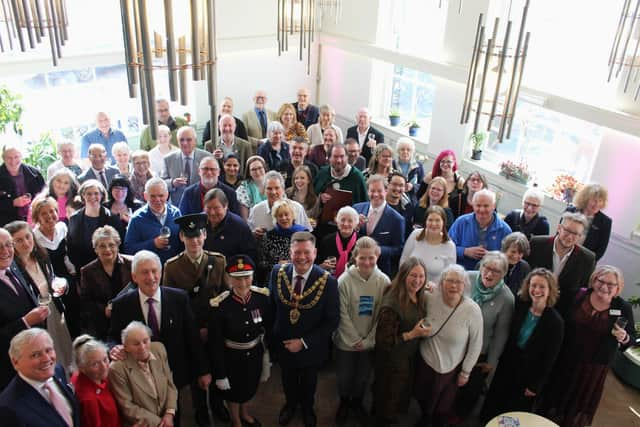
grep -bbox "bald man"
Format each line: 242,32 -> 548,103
80,112 -> 127,161
292,88 -> 320,129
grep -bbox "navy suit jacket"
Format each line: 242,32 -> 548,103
353,202 -> 405,277
77,165 -> 120,185
178,181 -> 240,216
0,262 -> 39,390
346,125 -> 385,163
292,102 -> 320,129
109,286 -> 208,388
269,264 -> 339,367
0,364 -> 80,427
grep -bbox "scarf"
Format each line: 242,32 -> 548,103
335,232 -> 357,277
246,180 -> 266,207
274,223 -> 307,237
471,273 -> 505,305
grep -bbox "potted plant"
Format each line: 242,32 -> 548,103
0,85 -> 24,135
546,173 -> 584,204
22,132 -> 58,173
389,109 -> 401,126
499,160 -> 531,184
469,132 -> 485,160
404,119 -> 420,136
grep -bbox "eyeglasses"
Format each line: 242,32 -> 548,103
200,167 -> 219,172
0,242 -> 14,250
482,265 -> 503,275
440,160 -> 454,165
443,278 -> 464,285
595,277 -> 618,289
250,166 -> 265,172
560,225 -> 582,237
524,201 -> 540,208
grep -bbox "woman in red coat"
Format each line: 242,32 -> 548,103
70,335 -> 121,427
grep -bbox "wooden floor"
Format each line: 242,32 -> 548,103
185,361 -> 640,427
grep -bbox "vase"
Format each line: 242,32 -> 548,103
471,150 -> 482,160
389,116 -> 400,126
409,126 -> 419,137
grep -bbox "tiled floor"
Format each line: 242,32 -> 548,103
187,361 -> 640,426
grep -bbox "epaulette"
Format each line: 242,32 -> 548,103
204,250 -> 226,259
210,290 -> 230,307
250,285 -> 270,296
165,254 -> 181,264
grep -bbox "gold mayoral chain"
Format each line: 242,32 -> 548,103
276,265 -> 328,325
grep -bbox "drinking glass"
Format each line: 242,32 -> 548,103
38,293 -> 52,307
51,277 -> 67,297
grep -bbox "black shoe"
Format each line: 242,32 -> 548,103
351,399 -> 369,425
335,398 -> 350,425
195,410 -> 211,427
242,416 -> 262,427
302,410 -> 317,427
212,400 -> 230,423
278,405 -> 296,426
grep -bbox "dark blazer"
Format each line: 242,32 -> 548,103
353,202 -> 406,277
504,210 -> 550,240
0,262 -> 39,389
204,211 -> 258,262
15,255 -> 65,315
269,264 -> 339,367
526,236 -> 595,318
202,116 -> 248,145
0,364 -> 80,427
565,206 -> 612,261
0,163 -> 45,226
292,102 -> 320,129
67,207 -> 125,273
77,165 -> 120,185
109,286 -> 208,388
79,254 -> 133,339
178,181 -> 240,216
346,125 -> 385,163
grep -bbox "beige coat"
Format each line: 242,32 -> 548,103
109,342 -> 178,427
242,109 -> 277,154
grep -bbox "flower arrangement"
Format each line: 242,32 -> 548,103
499,160 -> 531,184
547,173 -> 584,203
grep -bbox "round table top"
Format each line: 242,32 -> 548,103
486,411 -> 559,427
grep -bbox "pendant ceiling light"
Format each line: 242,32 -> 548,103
277,0 -> 341,74
0,0 -> 69,65
120,0 -> 218,140
609,0 -> 640,100
460,0 -> 531,142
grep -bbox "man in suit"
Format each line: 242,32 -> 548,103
204,114 -> 252,176
292,88 -> 320,129
345,108 -> 384,164
140,98 -> 188,151
109,250 -> 211,425
270,232 -> 339,427
526,212 -> 596,317
242,90 -> 278,151
161,126 -> 210,206
201,96 -> 248,145
0,328 -> 80,426
0,228 -> 47,390
163,213 -> 229,425
178,156 -> 240,216
0,145 -> 46,226
353,174 -> 405,277
77,144 -> 120,186
124,177 -> 183,264
80,111 -> 127,162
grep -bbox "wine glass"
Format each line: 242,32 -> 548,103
51,277 -> 67,297
38,293 -> 52,307
160,226 -> 171,250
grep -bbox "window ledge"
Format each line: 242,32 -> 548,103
370,117 -> 430,149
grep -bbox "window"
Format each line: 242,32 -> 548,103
482,100 -> 602,189
389,65 -> 436,133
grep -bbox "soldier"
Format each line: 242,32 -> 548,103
209,255 -> 272,427
163,213 -> 229,426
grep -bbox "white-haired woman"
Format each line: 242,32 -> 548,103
148,125 -> 178,175
504,188 -> 550,239
307,104 -> 344,146
318,206 -> 360,277
395,137 -> 424,201
257,121 -> 291,171
111,141 -> 132,177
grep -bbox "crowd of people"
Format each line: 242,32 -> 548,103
0,89 -> 633,427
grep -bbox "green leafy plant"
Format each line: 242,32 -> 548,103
469,132 -> 486,150
0,86 -> 24,135
404,119 -> 420,129
389,109 -> 400,118
22,132 -> 58,173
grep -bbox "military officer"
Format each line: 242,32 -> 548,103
269,231 -> 339,427
209,255 -> 272,427
163,213 -> 229,426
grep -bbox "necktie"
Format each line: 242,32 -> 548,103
146,298 -> 160,338
3,269 -> 27,299
259,111 -> 267,137
184,157 -> 191,184
294,275 -> 303,296
43,382 -> 72,427
99,171 -> 108,189
367,208 -> 379,235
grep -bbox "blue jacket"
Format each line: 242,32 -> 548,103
178,181 -> 240,216
204,211 -> 258,262
257,141 -> 291,171
123,203 -> 183,264
353,202 -> 405,277
449,212 -> 512,270
269,264 -> 339,367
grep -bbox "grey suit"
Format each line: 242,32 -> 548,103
161,148 -> 210,205
242,109 -> 277,154
78,165 -> 120,186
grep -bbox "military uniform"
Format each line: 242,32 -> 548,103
162,250 -> 226,329
209,285 -> 271,403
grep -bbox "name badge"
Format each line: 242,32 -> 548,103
609,309 -> 621,316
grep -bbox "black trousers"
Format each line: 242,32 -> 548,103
191,381 -> 223,417
280,362 -> 320,414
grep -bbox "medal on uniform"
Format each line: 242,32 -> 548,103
289,308 -> 300,324
193,286 -> 200,293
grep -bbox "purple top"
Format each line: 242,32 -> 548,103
11,169 -> 29,218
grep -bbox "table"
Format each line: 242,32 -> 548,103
486,411 -> 558,427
